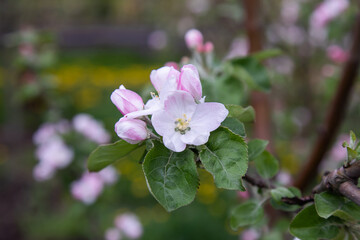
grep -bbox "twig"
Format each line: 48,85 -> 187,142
295,14 -> 360,191
282,195 -> 314,206
243,174 -> 275,189
312,161 -> 360,206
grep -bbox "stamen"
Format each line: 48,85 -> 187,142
174,114 -> 191,135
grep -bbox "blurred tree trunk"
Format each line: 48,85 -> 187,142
242,0 -> 272,147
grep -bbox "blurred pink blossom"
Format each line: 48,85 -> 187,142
98,166 -> 119,185
241,228 -> 259,240
281,0 -> 300,24
165,62 -> 179,70
226,38 -> 248,59
71,172 -> 104,205
276,171 -> 293,186
178,64 -> 202,101
330,134 -> 348,162
148,30 -> 168,50
33,123 -> 57,145
115,213 -> 143,239
73,113 -> 110,144
35,137 -> 74,169
327,45 -> 349,63
185,29 -> 203,49
105,228 -> 122,240
33,162 -> 56,181
310,0 -> 349,28
237,190 -> 250,200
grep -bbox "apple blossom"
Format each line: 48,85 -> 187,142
35,137 -> 74,169
105,228 -> 122,240
33,162 -> 56,181
115,213 -> 143,239
185,29 -> 203,49
152,91 -> 228,152
115,118 -> 148,144
70,172 -> 104,205
327,45 -> 348,63
98,166 -> 119,185
150,66 -> 180,93
310,0 -> 349,28
164,61 -> 179,70
178,64 -> 202,101
111,85 -> 144,115
73,113 -> 110,144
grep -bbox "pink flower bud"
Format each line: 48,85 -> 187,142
111,85 -> 144,115
203,41 -> 214,53
237,190 -> 250,200
115,118 -> 148,144
164,61 -> 179,70
185,29 -> 203,49
178,64 -> 202,100
115,213 -> 143,239
150,66 -> 180,93
327,45 -> 348,63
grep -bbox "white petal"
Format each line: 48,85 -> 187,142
180,129 -> 210,146
163,91 -> 197,119
191,102 -> 228,132
151,110 -> 175,136
163,131 -> 186,152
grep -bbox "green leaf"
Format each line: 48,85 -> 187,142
87,140 -> 142,172
251,48 -> 283,61
142,141 -> 198,212
248,139 -> 268,161
315,191 -> 345,219
231,57 -> 271,91
350,131 -> 356,149
230,200 -> 264,230
290,204 -> 341,240
270,187 -> 300,212
199,127 -> 248,190
225,104 -> 255,123
254,151 -> 279,179
215,75 -> 245,104
347,147 -> 357,160
315,191 -> 360,222
221,117 -> 246,137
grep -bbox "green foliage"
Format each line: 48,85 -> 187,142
270,187 -> 300,212
221,117 -> 246,137
225,104 -> 255,123
230,200 -> 264,230
231,57 -> 271,91
254,151 -> 279,179
248,139 -> 269,162
142,141 -> 199,212
199,127 -> 248,190
290,204 -> 342,240
251,49 -> 283,62
315,191 -> 360,222
87,140 -> 143,172
215,75 -> 245,104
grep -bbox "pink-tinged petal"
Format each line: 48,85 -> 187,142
150,66 -> 180,93
163,91 -> 197,119
111,85 -> 144,115
180,129 -> 210,146
115,118 -> 148,144
179,64 -> 202,100
191,102 -> 228,132
163,131 -> 187,152
151,110 -> 176,136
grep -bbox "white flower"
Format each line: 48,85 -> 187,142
152,90 -> 228,152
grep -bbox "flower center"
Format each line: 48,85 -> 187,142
174,114 -> 191,135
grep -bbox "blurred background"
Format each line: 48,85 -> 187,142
0,0 -> 359,239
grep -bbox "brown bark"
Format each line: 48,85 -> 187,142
295,14 -> 360,191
